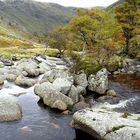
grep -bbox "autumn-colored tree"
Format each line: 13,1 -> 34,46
115,0 -> 140,56
47,27 -> 68,57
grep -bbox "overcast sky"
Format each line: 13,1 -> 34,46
34,0 -> 119,8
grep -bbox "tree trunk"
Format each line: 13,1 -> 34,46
123,37 -> 130,56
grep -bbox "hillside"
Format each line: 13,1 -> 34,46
0,0 -> 76,35
108,0 -> 124,8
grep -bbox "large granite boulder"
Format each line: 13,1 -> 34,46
43,91 -> 73,111
0,94 -> 22,121
74,72 -> 88,88
34,82 -> 74,111
15,75 -> 36,87
88,68 -> 108,94
73,107 -> 140,140
34,82 -> 59,98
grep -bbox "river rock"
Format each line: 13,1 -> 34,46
15,59 -> 38,71
74,72 -> 88,88
0,75 -> 5,85
40,70 -> 56,83
73,107 -> 140,140
72,101 -> 89,112
34,82 -> 60,98
6,74 -> 17,82
0,61 -> 4,68
43,90 -> 74,111
53,78 -> 73,95
39,62 -> 51,72
24,67 -> 40,77
106,89 -> 117,97
34,82 -> 74,111
68,85 -> 79,103
1,59 -> 14,66
88,68 -> 108,94
0,94 -> 22,121
77,86 -> 86,95
97,95 -> 120,104
15,75 -> 36,87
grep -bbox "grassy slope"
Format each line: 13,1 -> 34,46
0,19 -> 59,58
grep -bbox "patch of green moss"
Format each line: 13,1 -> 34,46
112,125 -> 125,132
121,112 -> 132,118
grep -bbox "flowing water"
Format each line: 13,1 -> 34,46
0,81 -> 76,140
0,71 -> 140,140
109,73 -> 140,113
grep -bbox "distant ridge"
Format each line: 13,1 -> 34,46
108,0 -> 124,8
0,0 -> 76,34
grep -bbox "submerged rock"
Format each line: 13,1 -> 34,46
72,101 -> 89,113
88,68 -> 108,94
0,94 -> 22,121
73,107 -> 140,140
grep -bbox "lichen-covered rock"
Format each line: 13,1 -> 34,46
52,100 -> 67,111
74,72 -> 88,88
43,90 -> 74,111
15,75 -> 36,87
88,68 -> 108,94
34,82 -> 74,111
39,62 -> 51,72
68,85 -> 79,103
34,82 -> 60,98
0,94 -> 22,121
24,67 -> 40,77
73,107 -> 140,140
40,70 -> 56,83
6,74 -> 17,82
77,86 -> 86,95
15,59 -> 38,71
53,78 -> 73,95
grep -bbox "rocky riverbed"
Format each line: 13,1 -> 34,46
0,56 -> 140,140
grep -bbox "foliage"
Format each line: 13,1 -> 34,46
47,27 -> 68,57
115,0 -> 140,56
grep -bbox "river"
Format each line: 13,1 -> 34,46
0,73 -> 140,140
